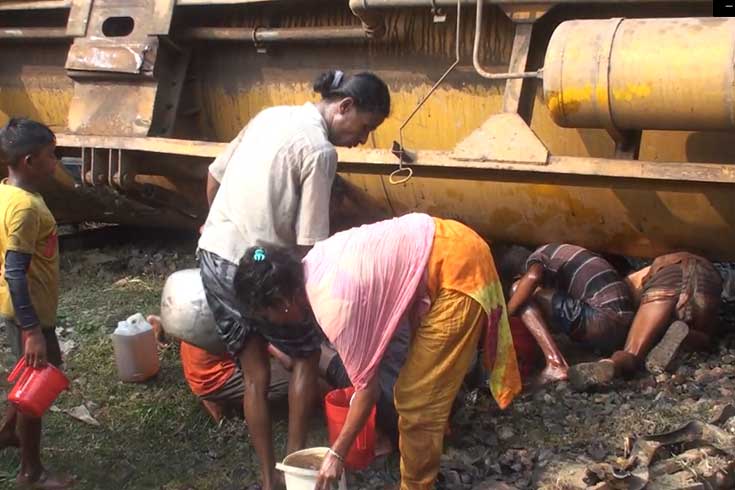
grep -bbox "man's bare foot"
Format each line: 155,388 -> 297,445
16,470 -> 75,489
536,364 -> 569,385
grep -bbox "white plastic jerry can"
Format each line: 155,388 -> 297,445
111,313 -> 160,382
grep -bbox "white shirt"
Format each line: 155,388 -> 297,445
198,103 -> 338,264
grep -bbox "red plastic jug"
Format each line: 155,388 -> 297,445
486,316 -> 543,379
7,358 -> 69,418
324,387 -> 376,470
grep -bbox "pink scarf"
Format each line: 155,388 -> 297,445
303,214 -> 435,390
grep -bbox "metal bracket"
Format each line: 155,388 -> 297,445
65,0 -> 187,137
253,27 -> 268,54
66,0 -> 93,37
502,22 -> 535,116
430,0 -> 447,22
609,129 -> 643,160
499,3 -> 551,23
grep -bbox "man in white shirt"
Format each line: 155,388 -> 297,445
197,70 -> 391,490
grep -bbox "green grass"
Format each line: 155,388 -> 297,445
0,244 -> 313,490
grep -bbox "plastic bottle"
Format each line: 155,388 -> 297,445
111,313 -> 160,382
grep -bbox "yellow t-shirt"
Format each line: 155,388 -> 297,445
0,180 -> 59,327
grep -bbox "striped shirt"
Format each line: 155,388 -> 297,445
526,244 -> 633,314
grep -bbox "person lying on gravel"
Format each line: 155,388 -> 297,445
568,252 -> 723,391
233,214 -> 522,490
506,244 -> 635,385
0,118 -> 75,489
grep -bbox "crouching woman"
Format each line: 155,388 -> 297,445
233,213 -> 522,490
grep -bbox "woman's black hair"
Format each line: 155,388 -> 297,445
313,70 -> 390,118
234,246 -> 305,312
0,118 -> 55,168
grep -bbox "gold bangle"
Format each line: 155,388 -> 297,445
327,447 -> 345,463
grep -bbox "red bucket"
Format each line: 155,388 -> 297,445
324,387 -> 376,470
7,358 -> 70,418
486,317 -> 543,379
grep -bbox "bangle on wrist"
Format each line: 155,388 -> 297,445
327,447 -> 345,464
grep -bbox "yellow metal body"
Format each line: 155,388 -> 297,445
543,17 -> 735,131
1,2 -> 735,260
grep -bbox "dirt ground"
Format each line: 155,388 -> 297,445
1,230 -> 734,490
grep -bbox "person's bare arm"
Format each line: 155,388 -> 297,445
507,263 -> 544,317
206,171 -> 221,208
315,376 -> 380,490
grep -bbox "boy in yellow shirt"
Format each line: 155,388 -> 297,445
0,118 -> 73,489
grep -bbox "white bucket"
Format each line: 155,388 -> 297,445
275,447 -> 347,490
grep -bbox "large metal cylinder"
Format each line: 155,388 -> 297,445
543,17 -> 735,131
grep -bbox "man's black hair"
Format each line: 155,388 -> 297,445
0,118 -> 55,168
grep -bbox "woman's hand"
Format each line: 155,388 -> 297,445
315,450 -> 344,490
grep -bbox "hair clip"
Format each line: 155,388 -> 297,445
253,248 -> 266,262
331,70 -> 344,90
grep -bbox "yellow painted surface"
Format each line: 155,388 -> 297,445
610,83 -> 652,103
544,17 -> 735,131
1,7 -> 734,259
200,81 -> 504,151
340,171 -> 735,260
0,87 -> 71,131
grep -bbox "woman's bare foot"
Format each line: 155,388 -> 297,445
16,470 -> 75,489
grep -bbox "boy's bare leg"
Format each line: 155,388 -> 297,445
0,405 -> 20,448
18,413 -> 42,478
16,413 -> 74,489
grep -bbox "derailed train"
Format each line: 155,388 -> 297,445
0,0 -> 733,259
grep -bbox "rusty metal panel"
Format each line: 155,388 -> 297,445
66,40 -> 158,74
151,0 -> 176,35
66,0 -> 93,37
67,83 -> 158,135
